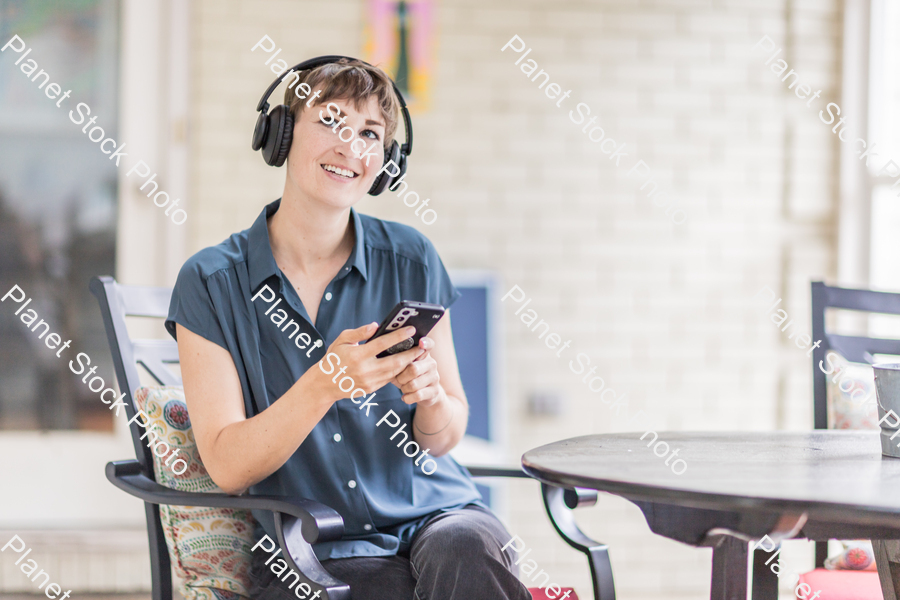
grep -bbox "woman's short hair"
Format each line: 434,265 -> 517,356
283,58 -> 402,149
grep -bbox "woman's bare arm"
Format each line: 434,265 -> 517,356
393,312 -> 469,457
177,322 -> 422,494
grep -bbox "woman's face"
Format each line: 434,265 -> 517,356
285,95 -> 387,210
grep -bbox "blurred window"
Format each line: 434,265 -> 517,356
0,0 -> 119,431
868,0 -> 900,339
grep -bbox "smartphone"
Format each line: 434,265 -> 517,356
369,301 -> 445,358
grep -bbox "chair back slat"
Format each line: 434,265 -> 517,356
826,334 -> 900,365
819,284 -> 900,315
134,341 -> 183,387
118,286 -> 175,318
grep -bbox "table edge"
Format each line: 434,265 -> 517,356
521,453 -> 900,530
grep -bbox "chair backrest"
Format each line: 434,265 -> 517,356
90,275 -> 179,600
810,281 -> 900,429
90,276 -> 180,472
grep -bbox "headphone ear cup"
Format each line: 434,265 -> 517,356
252,111 -> 269,151
380,151 -> 407,194
273,109 -> 293,167
262,105 -> 293,167
394,152 -> 407,186
368,141 -> 402,196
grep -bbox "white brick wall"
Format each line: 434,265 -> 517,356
189,1 -> 841,597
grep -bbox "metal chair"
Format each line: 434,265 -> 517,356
811,281 -> 900,566
90,275 -> 618,600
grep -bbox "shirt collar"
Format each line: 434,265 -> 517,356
346,207 -> 368,282
248,199 -> 368,293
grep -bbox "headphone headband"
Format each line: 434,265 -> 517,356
254,55 -> 413,156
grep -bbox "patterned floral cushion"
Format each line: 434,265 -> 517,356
824,354 -> 880,430
825,541 -> 877,571
819,356 -> 881,576
134,386 -> 256,600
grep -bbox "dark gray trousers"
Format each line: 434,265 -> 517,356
248,505 -> 532,600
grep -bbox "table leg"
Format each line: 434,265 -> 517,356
873,539 -> 900,600
708,535 -> 748,600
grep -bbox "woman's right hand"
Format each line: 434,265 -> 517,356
314,323 -> 425,403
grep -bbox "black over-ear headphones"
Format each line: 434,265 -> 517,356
251,55 -> 413,196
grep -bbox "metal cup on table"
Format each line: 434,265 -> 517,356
874,363 -> 900,458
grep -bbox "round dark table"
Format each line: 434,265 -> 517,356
522,431 -> 900,600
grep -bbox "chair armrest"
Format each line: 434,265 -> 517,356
108,460 -> 352,599
464,465 -> 598,508
542,483 -> 616,600
464,465 -> 532,478
564,486 -> 599,509
464,463 -> 614,598
542,483 -> 602,552
106,460 -> 343,544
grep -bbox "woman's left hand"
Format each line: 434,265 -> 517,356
392,336 -> 445,407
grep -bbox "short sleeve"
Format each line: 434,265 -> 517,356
165,256 -> 229,351
421,238 -> 462,311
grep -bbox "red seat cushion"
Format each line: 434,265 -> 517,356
528,588 -> 578,600
797,568 -> 883,600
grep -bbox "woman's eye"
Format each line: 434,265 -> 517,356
362,129 -> 380,140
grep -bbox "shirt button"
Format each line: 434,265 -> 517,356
333,433 -> 342,442
325,292 -> 333,301
344,267 -> 350,271
363,524 -> 372,531
348,480 -> 357,489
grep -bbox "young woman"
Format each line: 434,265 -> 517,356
165,58 -> 531,600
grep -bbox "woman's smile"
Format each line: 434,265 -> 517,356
321,163 -> 359,180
